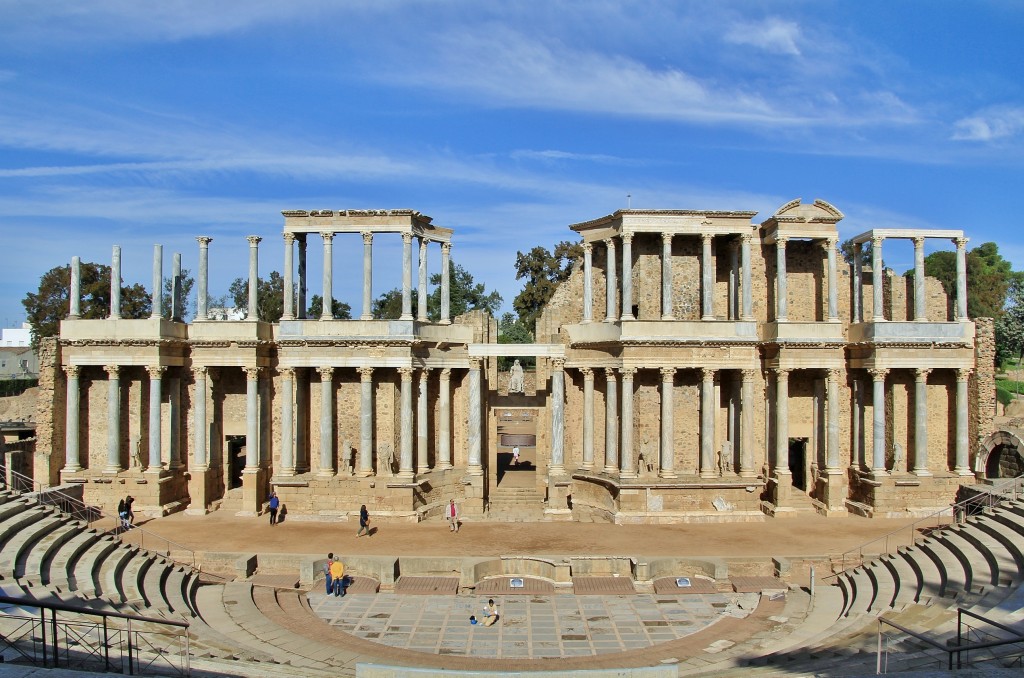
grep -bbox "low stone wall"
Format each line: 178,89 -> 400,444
570,476 -> 768,524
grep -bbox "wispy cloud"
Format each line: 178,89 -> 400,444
724,17 -> 802,56
952,106 -> 1024,141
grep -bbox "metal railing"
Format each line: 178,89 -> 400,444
876,609 -> 1024,673
0,592 -> 190,676
827,474 -> 1024,578
0,462 -> 230,582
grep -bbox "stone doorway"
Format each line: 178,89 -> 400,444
789,438 -> 808,491
226,435 -> 245,490
495,408 -> 537,487
986,444 -> 1024,479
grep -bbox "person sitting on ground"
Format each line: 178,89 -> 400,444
469,615 -> 478,625
483,598 -> 497,618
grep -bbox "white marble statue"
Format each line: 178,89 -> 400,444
130,436 -> 143,469
508,360 -> 525,394
893,442 -> 905,472
718,440 -> 733,475
378,442 -> 394,477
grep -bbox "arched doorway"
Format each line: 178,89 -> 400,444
977,429 -> 1024,480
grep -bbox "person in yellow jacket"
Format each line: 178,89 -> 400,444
329,557 -> 346,597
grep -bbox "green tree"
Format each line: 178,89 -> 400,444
997,279 -> 1024,368
839,238 -> 874,267
22,262 -> 150,347
374,262 -> 501,320
162,268 -> 195,321
372,289 -> 413,320
512,240 -> 583,331
309,295 -> 352,320
918,242 -> 1022,319
497,312 -> 534,370
228,271 -> 286,322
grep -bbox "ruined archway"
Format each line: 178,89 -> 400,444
977,429 -> 1024,480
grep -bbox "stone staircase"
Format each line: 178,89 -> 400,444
486,485 -> 545,521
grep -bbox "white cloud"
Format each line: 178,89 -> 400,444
724,17 -> 802,56
952,106 -> 1024,142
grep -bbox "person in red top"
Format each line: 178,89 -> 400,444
446,498 -> 460,533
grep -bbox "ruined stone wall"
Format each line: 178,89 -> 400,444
975,318 -> 997,439
33,338 -> 61,486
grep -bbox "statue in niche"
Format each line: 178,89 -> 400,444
340,440 -> 353,476
892,442 -> 905,472
130,436 -> 143,469
718,440 -> 733,476
638,437 -> 655,476
378,442 -> 394,477
508,360 -> 525,394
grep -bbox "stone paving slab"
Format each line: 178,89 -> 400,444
572,576 -> 637,595
652,577 -> 719,595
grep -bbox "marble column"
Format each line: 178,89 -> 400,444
279,368 -> 295,475
297,235 -> 307,319
401,233 -> 414,321
775,369 -> 791,474
826,237 -> 839,321
399,367 -> 414,478
913,368 -> 932,476
148,365 -> 165,470
740,233 -> 754,321
168,372 -> 181,468
246,236 -> 261,320
358,367 -> 375,476
193,366 -> 208,470
317,366 -> 334,476
955,237 -> 969,320
69,256 -> 81,319
110,246 -> 122,320
825,369 -> 841,471
581,367 -> 595,470
955,368 -> 973,475
437,368 -> 452,470
440,243 -> 452,324
619,368 -> 636,477
467,359 -> 483,475
728,241 -> 739,320
603,368 -> 618,473
604,238 -> 617,322
582,243 -> 594,323
872,236 -> 885,321
549,359 -> 566,475
869,368 -> 888,473
151,244 -> 163,319
620,234 -> 634,321
416,368 -> 430,474
417,238 -> 428,322
661,233 -> 674,320
660,367 -> 676,478
701,234 -> 714,320
64,365 -> 82,472
320,232 -> 334,321
282,234 -> 295,320
240,366 -> 258,470
361,232 -> 374,320
700,368 -> 717,478
775,237 -> 788,322
852,243 -> 863,323
196,237 -> 211,320
172,253 -> 183,322
913,236 -> 926,321
105,365 -> 121,472
740,369 -> 756,477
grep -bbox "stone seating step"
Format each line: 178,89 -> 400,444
844,568 -> 875,616
67,535 -> 120,596
192,583 -> 290,662
0,496 -> 32,524
742,585 -> 843,662
0,513 -> 67,577
919,537 -> 969,596
939,528 -> 995,589
955,524 -> 1018,587
881,552 -> 918,609
973,515 -> 1024,578
45,527 -> 104,589
0,504 -> 53,554
866,561 -> 896,613
898,545 -> 943,604
18,515 -> 84,585
988,507 -> 1024,540
99,544 -> 139,603
252,586 -> 362,667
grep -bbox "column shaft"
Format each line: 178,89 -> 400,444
111,246 -> 122,319
148,366 -> 165,470
775,237 -> 788,321
661,234 -> 674,320
872,237 -> 885,321
914,237 -> 926,321
358,368 -> 375,476
604,239 -> 617,322
440,243 -> 452,324
700,369 -> 716,477
105,365 -> 121,472
172,253 -> 182,322
417,238 -> 428,322
361,232 -> 374,320
775,370 -> 790,473
619,369 -> 635,476
282,234 -> 295,320
870,369 -> 888,473
581,368 -> 595,470
826,369 -> 841,470
247,236 -> 261,320
193,367 -> 208,469
853,244 -> 863,323
151,245 -> 163,319
740,369 -> 755,477
728,241 -> 738,319
297,235 -> 307,319
280,368 -> 295,474
318,367 -> 334,475
168,374 -> 181,468
321,232 -> 334,320
741,234 -> 753,320
827,238 -> 839,321
399,368 -> 414,477
603,368 -> 618,473
467,360 -> 482,474
955,237 -> 969,320
549,360 -> 566,475
401,234 -> 413,320
437,369 -> 452,469
913,368 -> 931,475
64,366 -> 82,472
701,235 -> 714,320
196,238 -> 211,320
582,243 -> 594,323
416,369 -> 429,473
660,368 -> 676,478
244,367 -> 259,469
955,369 -> 972,474
69,256 -> 81,318
620,235 -> 634,320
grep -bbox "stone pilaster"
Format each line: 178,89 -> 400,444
398,367 -> 414,479
603,368 -> 618,473
700,368 -> 717,478
317,366 -> 334,477
659,367 -> 676,478
581,367 -> 594,471
358,367 -> 375,476
104,364 -> 121,472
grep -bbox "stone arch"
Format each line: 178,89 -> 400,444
977,429 -> 1024,479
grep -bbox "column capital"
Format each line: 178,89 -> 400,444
580,366 -> 594,378
441,241 -> 451,255
147,365 -> 167,379
468,357 -> 483,370
661,232 -> 673,245
196,236 -> 213,246
621,232 -> 633,245
316,365 -> 333,379
870,235 -> 884,248
582,241 -> 592,254
702,233 -> 714,246
64,364 -> 80,379
915,367 -> 932,381
440,367 -> 452,379
776,235 -> 788,248
418,366 -> 431,378
954,236 -> 969,250
604,367 -> 617,379
741,368 -> 758,381
357,366 -> 374,380
660,366 -> 675,381
776,367 -> 792,380
104,364 -> 121,377
418,236 -> 428,251
283,232 -> 295,245
604,237 -> 616,250
246,235 -> 262,247
193,365 -> 208,378
361,231 -> 373,245
821,237 -> 839,251
868,367 -> 889,381
398,366 -> 414,380
401,232 -> 413,245
551,357 -> 565,371
740,233 -> 753,245
243,366 -> 262,380
700,367 -> 716,383
956,367 -> 973,382
279,367 -> 296,379
321,231 -> 334,244
826,368 -> 842,382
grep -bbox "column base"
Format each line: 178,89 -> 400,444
912,469 -> 933,477
548,465 -> 566,477
739,471 -> 756,479
603,465 -> 617,475
316,469 -> 335,478
620,314 -> 635,321
700,471 -> 718,479
358,468 -> 374,477
870,468 -> 890,477
396,471 -> 415,482
955,467 -> 974,476
103,466 -> 122,474
619,470 -> 637,479
416,466 -> 430,475
466,464 -> 483,476
658,470 -> 678,479
439,319 -> 451,325
435,462 -> 453,471
399,314 -> 413,321
661,314 -> 674,321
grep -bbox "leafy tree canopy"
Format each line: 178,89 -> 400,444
839,239 -> 874,267
309,294 -> 352,320
228,271 -> 286,322
374,261 -> 501,321
512,240 -> 583,331
915,242 -> 1023,320
22,262 -> 150,347
498,312 -> 534,370
997,278 -> 1024,368
162,268 -> 195,321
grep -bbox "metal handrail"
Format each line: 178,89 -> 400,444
0,462 -> 230,582
878,610 -> 1024,673
826,474 -> 1024,578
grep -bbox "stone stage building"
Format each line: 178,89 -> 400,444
34,200 -> 998,524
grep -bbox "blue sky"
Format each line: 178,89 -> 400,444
1,1 -> 1022,326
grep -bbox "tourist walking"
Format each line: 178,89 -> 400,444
124,496 -> 135,527
446,498 -> 460,533
323,552 -> 334,594
512,446 -> 520,466
117,498 -> 129,530
268,492 -> 280,526
329,557 -> 346,597
357,504 -> 370,537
